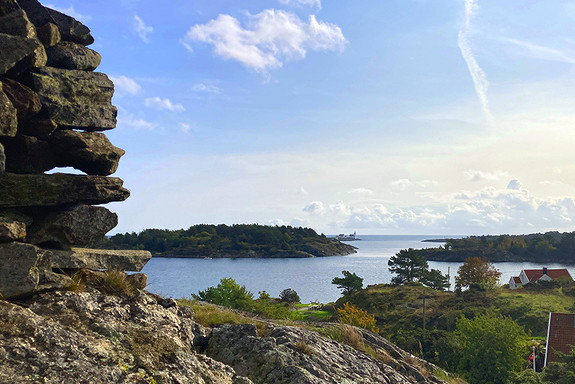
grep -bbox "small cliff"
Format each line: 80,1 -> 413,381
0,287 -> 452,384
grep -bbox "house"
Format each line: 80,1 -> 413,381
545,312 -> 575,366
508,267 -> 573,289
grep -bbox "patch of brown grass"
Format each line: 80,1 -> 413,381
294,340 -> 314,355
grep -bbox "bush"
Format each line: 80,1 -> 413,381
193,278 -> 254,311
337,302 -> 379,333
279,288 -> 300,304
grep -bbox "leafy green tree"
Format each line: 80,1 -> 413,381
455,257 -> 501,290
332,270 -> 363,295
388,248 -> 429,285
420,268 -> 450,291
194,277 -> 254,310
455,313 -> 528,384
541,347 -> 575,384
279,288 -> 300,304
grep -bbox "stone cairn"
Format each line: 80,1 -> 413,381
0,0 -> 151,298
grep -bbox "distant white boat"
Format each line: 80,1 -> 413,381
336,232 -> 361,241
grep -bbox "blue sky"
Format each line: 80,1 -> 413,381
42,0 -> 575,235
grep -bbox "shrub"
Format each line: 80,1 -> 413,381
193,278 -> 254,311
279,288 -> 300,304
95,270 -> 136,296
337,302 -> 379,333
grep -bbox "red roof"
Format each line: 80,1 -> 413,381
523,268 -> 572,282
512,276 -> 521,284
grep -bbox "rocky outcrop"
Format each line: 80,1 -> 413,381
0,0 -> 149,299
0,289 -> 451,384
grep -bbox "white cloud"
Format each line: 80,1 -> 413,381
179,123 -> 191,133
349,188 -> 374,195
45,4 -> 90,22
303,201 -> 325,214
109,75 -> 141,95
390,178 -> 438,191
506,179 -> 523,191
118,114 -> 158,130
144,97 -> 185,112
458,0 -> 493,124
501,37 -> 575,64
134,15 -> 153,43
182,10 -> 346,72
192,83 -> 222,94
464,169 -> 508,182
279,0 -> 321,9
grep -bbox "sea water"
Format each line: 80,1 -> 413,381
141,235 -> 575,303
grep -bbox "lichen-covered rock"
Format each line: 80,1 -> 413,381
51,129 -> 125,175
0,241 -> 50,297
0,86 -> 17,136
0,290 -> 254,384
1,78 -> 42,121
0,172 -> 130,207
48,248 -> 152,272
0,217 -> 25,241
27,204 -> 118,249
0,32 -> 46,76
0,9 -> 36,38
47,41 -> 101,70
43,102 -> 118,130
1,134 -> 55,173
36,22 -> 61,47
0,142 -> 5,172
46,6 -> 94,46
0,0 -> 19,16
15,0 -> 52,26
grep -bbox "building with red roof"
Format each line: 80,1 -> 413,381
509,268 -> 572,290
545,313 -> 575,366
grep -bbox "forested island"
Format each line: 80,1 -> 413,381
420,231 -> 575,263
102,224 -> 357,258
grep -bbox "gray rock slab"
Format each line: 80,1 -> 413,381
46,7 -> 94,45
0,9 -> 36,38
0,0 -> 20,17
0,142 -> 4,172
0,241 -> 50,298
0,33 -> 46,76
36,22 -> 61,47
49,248 -> 152,272
46,41 -> 101,71
0,172 -> 130,207
1,78 -> 42,121
0,86 -> 17,136
51,130 -> 125,175
27,204 -> 118,249
15,0 -> 52,26
0,218 -> 25,241
17,118 -> 57,139
42,103 -> 117,130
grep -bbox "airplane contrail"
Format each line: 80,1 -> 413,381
458,0 -> 494,124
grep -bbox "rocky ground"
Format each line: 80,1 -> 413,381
0,285 -> 454,384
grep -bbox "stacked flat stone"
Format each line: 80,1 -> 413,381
0,0 -> 150,298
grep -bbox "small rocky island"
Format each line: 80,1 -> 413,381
105,224 -> 358,258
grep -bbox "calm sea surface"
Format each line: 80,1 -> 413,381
142,235 -> 575,303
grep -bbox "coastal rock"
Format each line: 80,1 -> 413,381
0,86 -> 17,136
1,78 -> 41,121
0,290 -> 254,384
208,323 -> 440,384
47,41 -> 101,70
0,9 -> 36,38
51,130 -> 125,175
0,0 -> 19,16
27,204 -> 118,249
1,134 -> 55,173
0,142 -> 4,172
36,22 -> 61,47
49,248 -> 152,272
0,218 -> 26,241
46,7 -> 94,46
42,103 -> 118,130
0,33 -> 46,76
0,241 -> 50,298
15,0 -> 53,27
0,173 -> 130,207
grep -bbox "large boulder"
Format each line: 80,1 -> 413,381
1,77 -> 42,121
51,130 -> 125,175
0,33 -> 46,76
49,247 -> 152,272
46,41 -> 101,70
1,134 -> 55,173
46,7 -> 94,46
0,142 -> 4,172
0,173 -> 130,207
31,67 -> 117,130
17,117 -> 57,139
0,241 -> 50,298
36,22 -> 61,47
0,86 -> 17,136
27,204 -> 118,249
0,0 -> 19,16
0,9 -> 36,38
14,0 -> 52,26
